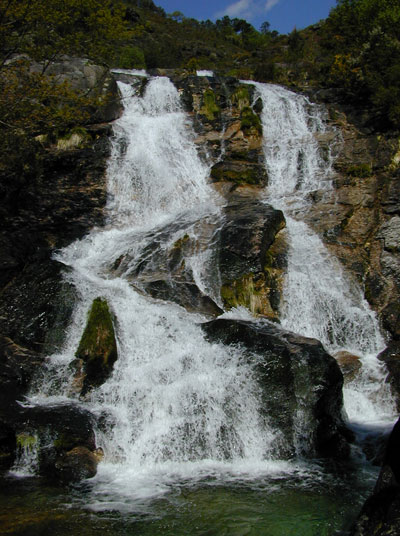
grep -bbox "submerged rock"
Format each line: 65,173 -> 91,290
75,297 -> 118,394
202,318 -> 351,459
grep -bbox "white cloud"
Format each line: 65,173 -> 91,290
225,0 -> 253,18
265,0 -> 281,12
215,0 -> 257,20
215,0 -> 282,21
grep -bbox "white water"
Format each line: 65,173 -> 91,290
28,76 -> 299,505
254,83 -> 395,425
22,76 -> 395,504
197,70 -> 214,77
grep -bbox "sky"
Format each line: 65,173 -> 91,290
154,0 -> 338,35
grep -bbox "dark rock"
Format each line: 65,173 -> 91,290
0,337 -> 44,470
144,280 -> 223,316
378,342 -> 400,411
111,216 -> 223,316
218,198 -> 287,319
75,298 -> 118,394
13,403 -> 98,484
0,337 -> 44,409
202,318 -> 351,459
334,350 -> 362,384
0,260 -> 77,353
210,160 -> 267,186
381,302 -> 400,340
53,446 -> 98,484
350,417 -> 400,535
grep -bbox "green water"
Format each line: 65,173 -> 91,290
0,464 -> 376,536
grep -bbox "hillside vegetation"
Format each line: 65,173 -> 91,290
0,0 -> 399,188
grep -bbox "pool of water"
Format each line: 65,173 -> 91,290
0,460 -> 377,536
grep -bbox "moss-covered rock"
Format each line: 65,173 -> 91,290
210,160 -> 267,186
75,297 -> 118,393
218,197 -> 287,319
240,106 -> 262,135
231,86 -> 251,110
199,89 -> 220,121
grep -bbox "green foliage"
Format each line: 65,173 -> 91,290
0,0 -> 130,181
119,46 -> 146,69
0,0 -> 131,68
325,0 -> 400,128
345,163 -> 373,177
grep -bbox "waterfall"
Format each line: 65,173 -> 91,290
22,75 -> 395,508
29,76 -> 292,504
254,82 -> 395,425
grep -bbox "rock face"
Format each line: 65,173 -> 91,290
218,196 -> 286,318
29,56 -> 122,123
0,59 -> 120,480
202,318 -> 351,459
301,90 -> 400,348
350,417 -> 400,535
0,337 -> 44,468
169,73 -> 267,190
74,297 -> 118,395
378,342 -> 400,412
13,403 -> 99,484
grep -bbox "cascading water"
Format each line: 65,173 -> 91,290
29,76 -> 293,508
254,82 -> 395,425
5,73 -> 395,535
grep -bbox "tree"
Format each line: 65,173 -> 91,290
0,0 -> 131,70
260,21 -> 271,34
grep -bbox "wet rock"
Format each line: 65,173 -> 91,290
378,342 -> 400,411
0,337 -> 44,470
112,217 -> 223,316
334,351 -> 362,384
13,403 -> 98,484
210,160 -> 267,186
218,198 -> 287,319
75,297 -> 118,394
202,318 -> 351,459
350,417 -> 400,535
381,302 -> 400,340
0,260 -> 77,353
54,446 -> 98,484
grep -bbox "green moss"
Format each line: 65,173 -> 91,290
221,274 -> 277,319
240,107 -> 262,135
200,89 -> 220,121
172,234 -> 190,250
231,86 -> 250,110
56,127 -> 90,151
345,163 -> 373,177
16,433 -> 37,449
76,297 -> 118,390
210,164 -> 261,185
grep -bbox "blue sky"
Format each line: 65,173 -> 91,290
155,0 -> 338,35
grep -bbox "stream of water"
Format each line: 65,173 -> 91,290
3,74 -> 397,535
